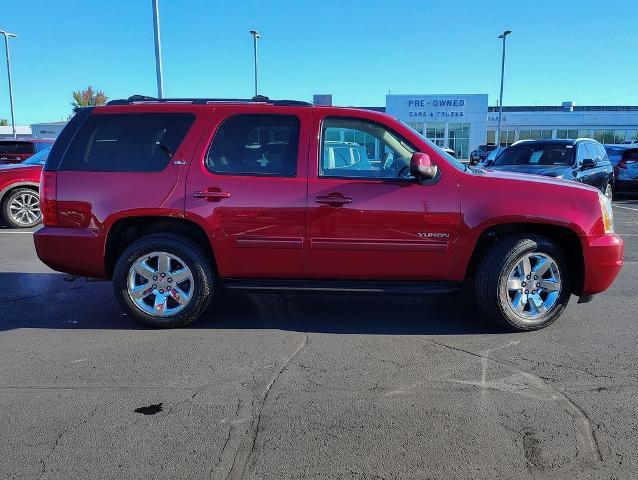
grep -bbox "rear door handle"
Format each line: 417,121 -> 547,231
193,190 -> 231,201
315,194 -> 352,206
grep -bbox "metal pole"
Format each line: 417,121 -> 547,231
496,30 -> 511,147
253,35 -> 258,97
152,0 -> 164,98
250,31 -> 260,97
0,31 -> 16,138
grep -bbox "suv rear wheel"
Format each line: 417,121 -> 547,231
113,233 -> 214,328
475,234 -> 571,331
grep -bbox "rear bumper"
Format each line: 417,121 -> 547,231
33,227 -> 108,278
581,233 -> 624,296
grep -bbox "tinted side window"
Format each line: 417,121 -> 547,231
0,142 -> 34,155
60,113 -> 194,172
595,143 -> 609,162
584,143 -> 601,162
576,143 -> 589,164
206,115 -> 299,176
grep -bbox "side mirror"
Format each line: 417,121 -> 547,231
581,158 -> 596,169
410,152 -> 438,180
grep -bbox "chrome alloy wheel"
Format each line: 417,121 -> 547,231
127,251 -> 194,317
505,252 -> 561,320
9,191 -> 40,226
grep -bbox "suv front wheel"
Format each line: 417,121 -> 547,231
475,234 -> 571,331
113,233 -> 214,328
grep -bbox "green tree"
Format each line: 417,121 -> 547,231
71,86 -> 108,110
0,119 -> 8,126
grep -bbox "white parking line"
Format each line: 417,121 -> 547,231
614,205 -> 638,212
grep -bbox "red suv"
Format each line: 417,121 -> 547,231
33,95 -> 624,331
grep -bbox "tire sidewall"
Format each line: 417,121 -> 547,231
113,235 -> 213,328
497,237 -> 570,331
2,188 -> 41,228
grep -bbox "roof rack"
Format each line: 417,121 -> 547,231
106,94 -> 313,107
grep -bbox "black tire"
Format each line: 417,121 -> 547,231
2,188 -> 41,228
112,233 -> 214,328
474,234 -> 571,331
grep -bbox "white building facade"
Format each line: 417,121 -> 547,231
378,95 -> 638,159
386,94 -> 488,160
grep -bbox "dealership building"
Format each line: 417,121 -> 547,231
316,94 -> 638,160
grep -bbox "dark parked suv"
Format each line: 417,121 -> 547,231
482,139 -> 614,199
34,96 -> 623,332
469,144 -> 497,165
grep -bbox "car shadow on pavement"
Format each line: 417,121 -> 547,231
0,272 -> 504,335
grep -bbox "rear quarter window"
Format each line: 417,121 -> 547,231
59,113 -> 194,172
0,141 -> 34,155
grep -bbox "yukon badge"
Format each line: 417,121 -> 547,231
417,232 -> 450,239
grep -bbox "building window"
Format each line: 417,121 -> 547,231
556,129 -> 578,139
613,129 -> 627,143
592,129 -> 626,144
448,122 -> 470,159
487,130 -> 515,146
627,130 -> 638,141
578,129 -> 592,139
407,122 -> 425,135
519,129 -> 552,140
425,123 -> 445,147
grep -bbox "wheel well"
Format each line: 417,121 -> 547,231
1,184 -> 39,205
104,216 -> 216,278
465,223 -> 584,295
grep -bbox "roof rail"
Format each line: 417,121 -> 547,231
106,94 -> 313,107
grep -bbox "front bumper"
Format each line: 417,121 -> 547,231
581,233 -> 624,296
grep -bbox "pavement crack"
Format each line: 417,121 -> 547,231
221,332 -> 308,480
415,337 -> 604,465
38,403 -> 103,480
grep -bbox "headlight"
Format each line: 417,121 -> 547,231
598,191 -> 614,233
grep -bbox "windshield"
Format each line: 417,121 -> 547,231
493,144 -> 573,166
22,147 -> 50,165
400,121 -> 466,171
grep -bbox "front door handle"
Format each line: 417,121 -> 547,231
193,190 -> 231,201
315,194 -> 352,206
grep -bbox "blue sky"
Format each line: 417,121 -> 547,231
1,0 -> 637,124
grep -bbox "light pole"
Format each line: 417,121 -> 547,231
151,0 -> 164,98
0,29 -> 17,138
496,30 -> 511,147
249,30 -> 260,97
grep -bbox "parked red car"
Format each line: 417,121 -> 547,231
34,96 -> 623,331
0,139 -> 54,164
0,147 -> 49,228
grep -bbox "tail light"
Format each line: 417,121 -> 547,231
40,171 -> 58,227
617,158 -> 636,169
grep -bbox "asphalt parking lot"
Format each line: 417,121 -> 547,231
0,197 -> 637,480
